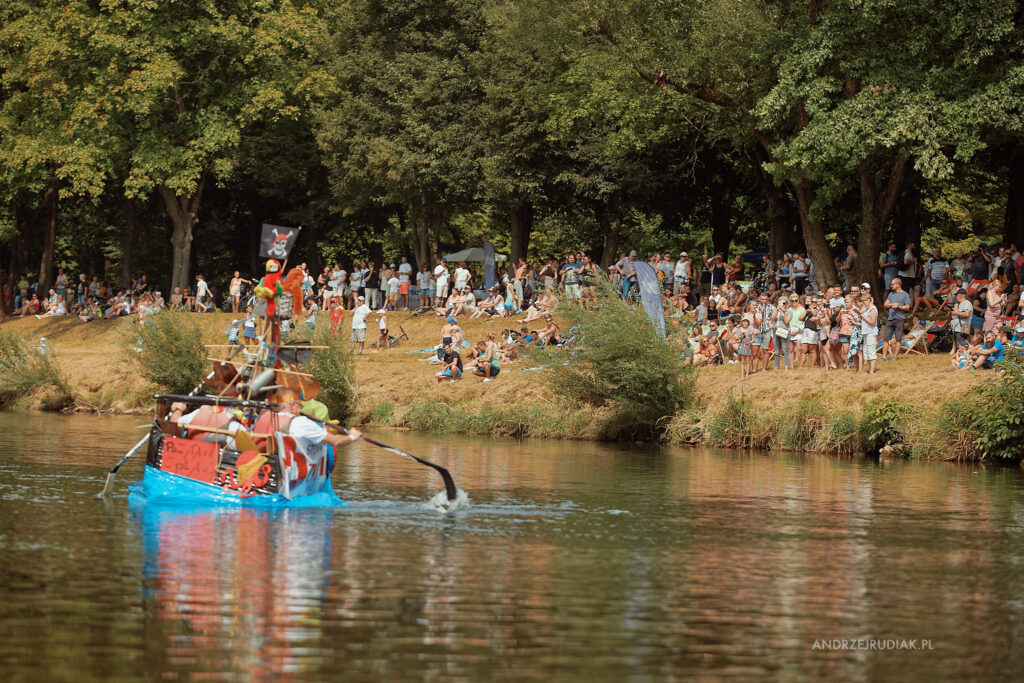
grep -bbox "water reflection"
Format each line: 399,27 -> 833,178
133,505 -> 335,678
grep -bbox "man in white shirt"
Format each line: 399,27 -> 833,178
416,264 -> 433,308
950,288 -> 972,351
275,389 -> 361,447
673,253 -> 689,295
434,259 -> 450,301
195,275 -> 211,311
454,261 -> 471,292
351,295 -> 371,354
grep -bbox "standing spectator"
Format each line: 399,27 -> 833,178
756,293 -> 776,372
950,288 -> 972,351
616,251 -> 639,298
454,260 -> 471,294
513,259 -> 527,303
229,271 -> 250,313
54,268 -> 69,304
898,242 -> 920,303
417,263 -> 433,308
989,246 -> 1006,281
879,243 -> 899,292
386,269 -> 400,310
983,280 -> 1006,332
560,254 -> 582,305
350,295 -> 370,354
924,247 -> 948,298
673,253 -> 690,295
703,252 -> 726,289
363,262 -> 380,310
881,277 -> 912,359
772,296 -> 793,370
659,253 -> 674,292
328,299 -> 345,338
195,274 -> 211,312
76,274 -> 88,308
433,258 -> 450,304
15,274 -> 29,310
969,246 -> 991,284
840,245 -> 857,291
949,250 -> 970,287
578,255 -> 599,311
857,290 -> 879,374
304,297 -> 319,333
398,256 -> 413,310
373,309 -> 390,352
792,251 -> 809,294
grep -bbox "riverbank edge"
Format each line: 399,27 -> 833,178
0,313 -> 988,462
353,390 -> 980,463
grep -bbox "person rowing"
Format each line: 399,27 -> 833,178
268,388 -> 362,447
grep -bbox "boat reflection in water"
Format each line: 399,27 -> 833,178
132,503 -> 336,678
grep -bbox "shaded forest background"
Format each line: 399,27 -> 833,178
2,0 -> 1023,305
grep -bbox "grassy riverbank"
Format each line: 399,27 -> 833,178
0,311 -> 989,458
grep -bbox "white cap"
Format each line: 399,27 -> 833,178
378,309 -> 387,314
357,295 -> 364,301
861,282 -> 871,290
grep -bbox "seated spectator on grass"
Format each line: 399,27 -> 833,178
519,290 -> 557,323
900,317 -> 928,352
16,294 -> 40,317
36,292 -> 66,318
538,315 -> 561,346
972,330 -> 1005,369
435,341 -> 463,382
471,286 -> 504,319
473,332 -> 501,382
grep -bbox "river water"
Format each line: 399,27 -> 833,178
1,412 -> 1023,680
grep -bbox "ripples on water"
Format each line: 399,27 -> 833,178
1,412 -> 1024,680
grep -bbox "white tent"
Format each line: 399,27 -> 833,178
443,247 -> 507,262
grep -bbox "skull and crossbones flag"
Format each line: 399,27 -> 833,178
259,224 -> 301,260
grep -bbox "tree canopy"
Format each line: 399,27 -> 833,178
2,0 -> 1023,305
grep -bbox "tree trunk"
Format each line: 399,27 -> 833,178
856,157 -> 908,299
792,179 -> 839,288
509,201 -> 533,263
1005,147 -> 1024,247
894,167 -> 921,251
601,190 -> 624,268
159,176 -> 206,293
38,181 -> 58,293
709,155 -> 735,256
121,198 -> 135,289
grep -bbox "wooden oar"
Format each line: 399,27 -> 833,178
97,434 -> 150,498
303,413 -> 458,501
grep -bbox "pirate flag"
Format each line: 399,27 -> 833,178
259,224 -> 301,260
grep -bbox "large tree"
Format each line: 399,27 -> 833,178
94,0 -> 320,291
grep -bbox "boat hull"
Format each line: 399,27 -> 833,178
129,466 -> 345,508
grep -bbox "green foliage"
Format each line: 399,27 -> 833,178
909,397 -> 979,461
816,411 -> 864,457
308,325 -> 357,423
0,329 -> 71,410
862,399 -> 911,454
130,312 -> 207,394
369,402 -> 396,426
705,395 -> 770,449
969,356 -> 1024,461
543,280 -> 695,430
395,399 -> 594,440
776,397 -> 827,451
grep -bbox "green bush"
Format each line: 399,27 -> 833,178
862,398 -> 911,454
369,401 -> 395,425
308,325 -> 357,422
909,397 -> 979,461
0,329 -> 72,410
815,411 -> 863,456
543,279 -> 695,432
969,356 -> 1024,460
129,311 -> 207,394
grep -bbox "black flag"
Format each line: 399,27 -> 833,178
259,224 -> 301,260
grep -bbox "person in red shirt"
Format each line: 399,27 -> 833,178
328,298 -> 345,339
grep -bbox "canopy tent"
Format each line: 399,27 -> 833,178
443,247 -> 507,263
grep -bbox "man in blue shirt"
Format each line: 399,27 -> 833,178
973,330 -> 1005,369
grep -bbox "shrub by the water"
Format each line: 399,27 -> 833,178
0,329 -> 72,410
543,280 -> 695,432
130,312 -> 207,394
705,394 -> 771,449
862,398 -> 911,454
309,325 -> 357,422
968,356 -> 1024,461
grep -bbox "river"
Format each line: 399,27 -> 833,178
1,411 -> 1022,680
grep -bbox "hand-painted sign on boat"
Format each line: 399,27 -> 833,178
260,224 -> 301,260
276,433 -> 331,500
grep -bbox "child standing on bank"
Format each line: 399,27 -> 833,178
738,317 -> 755,378
374,309 -> 390,352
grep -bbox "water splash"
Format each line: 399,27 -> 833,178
425,488 -> 471,513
